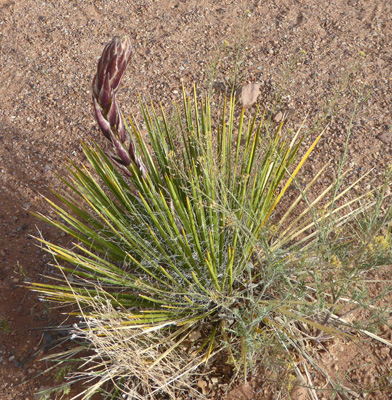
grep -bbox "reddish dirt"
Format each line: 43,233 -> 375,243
1,0 -> 392,399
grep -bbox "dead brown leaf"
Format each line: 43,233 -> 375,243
197,379 -> 208,395
237,82 -> 261,108
273,108 -> 295,124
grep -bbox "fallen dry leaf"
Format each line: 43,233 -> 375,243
273,107 -> 295,124
238,82 -> 261,108
188,330 -> 202,341
197,379 -> 208,395
210,377 -> 219,385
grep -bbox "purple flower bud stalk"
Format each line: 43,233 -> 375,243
92,36 -> 147,178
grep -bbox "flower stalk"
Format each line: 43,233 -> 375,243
92,35 -> 147,178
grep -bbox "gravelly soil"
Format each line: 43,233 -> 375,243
0,0 -> 391,399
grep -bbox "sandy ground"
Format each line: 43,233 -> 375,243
0,0 -> 391,399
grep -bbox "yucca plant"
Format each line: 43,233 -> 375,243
31,36 -> 392,399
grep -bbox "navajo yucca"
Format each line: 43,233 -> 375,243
32,37 -> 392,399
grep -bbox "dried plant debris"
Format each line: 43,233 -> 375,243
236,82 -> 261,108
213,81 -> 262,108
272,107 -> 295,124
197,379 -> 209,396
